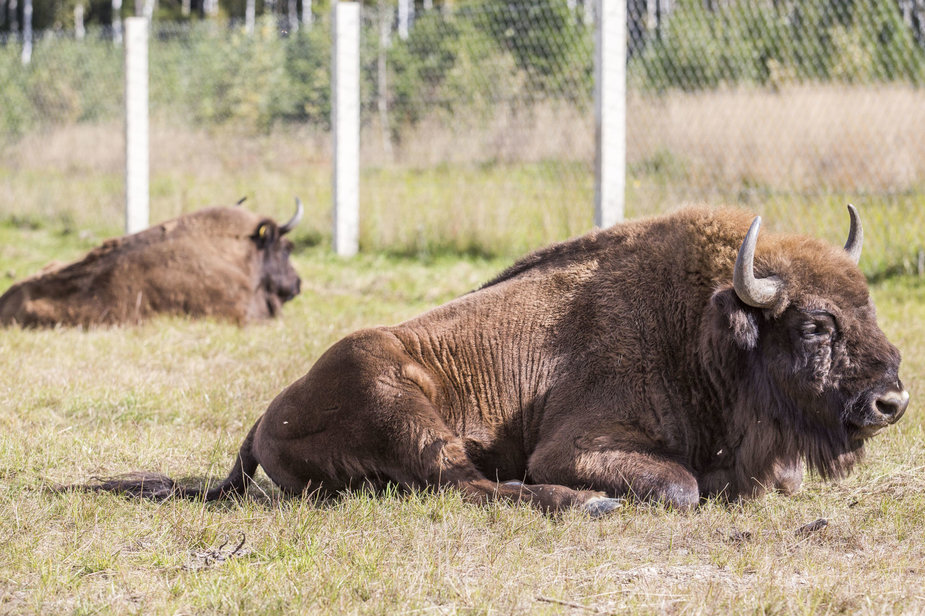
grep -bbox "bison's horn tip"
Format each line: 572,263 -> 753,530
280,198 -> 304,234
844,204 -> 863,264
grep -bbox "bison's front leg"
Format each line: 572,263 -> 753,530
699,456 -> 804,499
527,433 -> 701,510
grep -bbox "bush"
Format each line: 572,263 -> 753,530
632,0 -> 925,90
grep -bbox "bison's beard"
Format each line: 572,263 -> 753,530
802,426 -> 865,481
790,395 -> 866,481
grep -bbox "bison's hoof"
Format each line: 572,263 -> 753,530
582,496 -> 624,518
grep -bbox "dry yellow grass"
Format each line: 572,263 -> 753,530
628,83 -> 925,194
0,237 -> 923,615
2,84 -> 923,266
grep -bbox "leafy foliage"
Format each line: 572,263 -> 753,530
2,1 -> 925,138
632,0 -> 925,90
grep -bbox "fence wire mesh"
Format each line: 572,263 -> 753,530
0,0 -> 924,274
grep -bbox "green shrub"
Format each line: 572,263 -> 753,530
632,0 -> 925,90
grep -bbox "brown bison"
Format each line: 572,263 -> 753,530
0,200 -> 303,327
86,205 -> 908,515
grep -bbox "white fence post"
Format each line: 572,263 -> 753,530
594,0 -> 625,228
124,17 -> 149,235
332,2 -> 360,257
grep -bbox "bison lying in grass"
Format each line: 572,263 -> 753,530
0,200 -> 303,327
85,205 -> 908,515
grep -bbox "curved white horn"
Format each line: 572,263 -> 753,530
733,216 -> 784,308
279,197 -> 304,235
844,204 -> 863,264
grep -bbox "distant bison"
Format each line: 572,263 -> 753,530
86,206 -> 908,515
0,200 -> 303,327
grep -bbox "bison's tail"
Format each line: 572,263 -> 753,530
67,419 -> 261,502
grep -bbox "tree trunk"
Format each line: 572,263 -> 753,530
112,0 -> 123,43
9,0 -> 18,35
398,0 -> 412,39
21,0 -> 31,64
377,0 -> 393,160
288,0 -> 298,32
75,3 -> 85,39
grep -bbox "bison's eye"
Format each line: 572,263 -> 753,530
801,313 -> 836,340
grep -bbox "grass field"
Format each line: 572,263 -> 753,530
2,82 -> 925,613
1,218 -> 925,615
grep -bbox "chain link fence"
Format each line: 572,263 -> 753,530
1,0 -> 924,273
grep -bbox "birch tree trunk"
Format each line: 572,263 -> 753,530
9,0 -> 18,35
377,0 -> 392,160
75,3 -> 85,39
112,0 -> 123,43
288,0 -> 298,32
21,0 -> 32,65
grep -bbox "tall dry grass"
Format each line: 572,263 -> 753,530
628,84 -> 925,194
1,84 -> 923,267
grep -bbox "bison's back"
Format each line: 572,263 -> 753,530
0,207 -> 265,327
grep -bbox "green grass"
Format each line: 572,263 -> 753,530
1,222 -> 924,614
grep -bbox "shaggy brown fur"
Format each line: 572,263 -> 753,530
0,204 -> 301,327
84,206 -> 908,514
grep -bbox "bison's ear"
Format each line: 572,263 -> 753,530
711,287 -> 760,351
254,222 -> 279,248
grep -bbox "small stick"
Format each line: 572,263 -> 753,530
536,596 -> 602,613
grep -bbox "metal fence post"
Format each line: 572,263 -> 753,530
125,17 -> 149,235
332,2 -> 360,257
594,0 -> 625,228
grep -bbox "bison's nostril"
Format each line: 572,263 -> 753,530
875,390 -> 910,422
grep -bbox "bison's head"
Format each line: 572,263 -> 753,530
251,198 -> 303,317
711,206 -> 908,477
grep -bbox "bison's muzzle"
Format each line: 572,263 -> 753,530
850,386 -> 909,438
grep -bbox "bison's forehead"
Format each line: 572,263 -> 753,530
763,235 -> 871,310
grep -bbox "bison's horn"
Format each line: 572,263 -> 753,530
844,203 -> 863,264
280,198 -> 304,235
733,216 -> 784,308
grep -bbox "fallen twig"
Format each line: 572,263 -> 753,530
536,596 -> 602,613
185,532 -> 249,570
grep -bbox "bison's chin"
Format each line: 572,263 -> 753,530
849,423 -> 888,440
